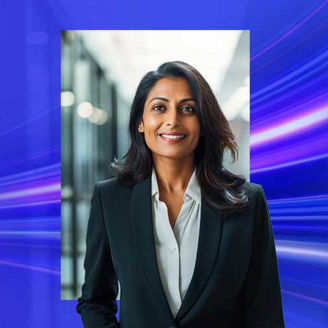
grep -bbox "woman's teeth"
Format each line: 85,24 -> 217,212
160,134 -> 185,139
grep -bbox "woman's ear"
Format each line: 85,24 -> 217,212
138,121 -> 144,133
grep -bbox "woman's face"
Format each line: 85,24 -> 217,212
138,77 -> 201,162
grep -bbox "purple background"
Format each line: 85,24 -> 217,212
0,0 -> 327,327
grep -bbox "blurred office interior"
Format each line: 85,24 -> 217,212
61,30 -> 250,299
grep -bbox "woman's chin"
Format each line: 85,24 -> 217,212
152,151 -> 194,162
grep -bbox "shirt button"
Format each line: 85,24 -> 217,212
170,247 -> 177,253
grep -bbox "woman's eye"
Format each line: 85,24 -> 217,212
180,106 -> 195,113
153,105 -> 165,111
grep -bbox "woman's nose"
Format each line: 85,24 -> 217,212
165,108 -> 180,126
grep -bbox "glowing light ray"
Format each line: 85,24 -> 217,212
251,129 -> 328,160
251,0 -> 328,61
250,107 -> 328,146
282,276 -> 328,292
0,107 -> 57,138
271,215 -> 328,221
268,194 -> 328,204
0,148 -> 60,172
252,50 -> 328,101
0,163 -> 60,184
251,73 -> 328,117
0,169 -> 60,188
271,206 -> 328,213
0,217 -> 60,224
251,19 -> 328,75
250,152 -> 328,173
282,289 -> 328,307
251,68 -> 328,109
0,183 -> 60,200
276,245 -> 328,259
0,231 -> 60,237
0,199 -> 60,209
0,259 -> 60,276
0,242 -> 60,250
252,86 -> 328,118
0,172 -> 60,189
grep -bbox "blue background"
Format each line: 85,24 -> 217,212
0,0 -> 327,327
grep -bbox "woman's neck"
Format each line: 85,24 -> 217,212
152,154 -> 195,194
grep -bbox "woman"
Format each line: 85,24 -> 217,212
76,61 -> 285,328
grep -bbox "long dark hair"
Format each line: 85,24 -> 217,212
110,61 -> 249,211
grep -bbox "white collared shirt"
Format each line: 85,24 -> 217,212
151,168 -> 201,318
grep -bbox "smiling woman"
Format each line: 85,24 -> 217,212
111,61 -> 249,211
76,61 -> 285,328
139,77 -> 200,164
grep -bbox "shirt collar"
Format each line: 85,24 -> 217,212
151,167 -> 201,203
151,168 -> 160,200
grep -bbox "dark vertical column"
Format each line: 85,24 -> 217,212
70,106 -> 78,297
111,84 -> 118,159
65,32 -> 78,297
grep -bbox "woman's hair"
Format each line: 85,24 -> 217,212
110,61 -> 249,210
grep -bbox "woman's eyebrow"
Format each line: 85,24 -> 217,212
149,97 -> 169,104
179,98 -> 195,103
148,97 -> 195,104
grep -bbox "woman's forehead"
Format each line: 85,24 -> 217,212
147,77 -> 193,99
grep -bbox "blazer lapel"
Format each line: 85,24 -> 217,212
130,176 -> 224,322
130,176 -> 174,320
176,196 -> 224,321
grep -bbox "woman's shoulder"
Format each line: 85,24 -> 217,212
242,181 -> 263,196
239,181 -> 266,209
95,176 -> 133,199
96,176 -> 119,190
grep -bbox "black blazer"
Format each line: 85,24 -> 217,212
76,176 -> 285,328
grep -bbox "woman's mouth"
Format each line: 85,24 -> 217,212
158,133 -> 186,142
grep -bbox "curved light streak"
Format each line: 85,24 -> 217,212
281,289 -> 328,307
251,51 -> 328,100
271,215 -> 328,221
251,0 -> 328,61
0,199 -> 60,209
0,147 -> 60,172
251,73 -> 328,116
0,231 -> 60,237
276,245 -> 328,259
269,194 -> 328,204
250,107 -> 328,146
0,183 -> 60,201
0,163 -> 60,185
0,259 -> 60,276
250,152 -> 328,173
271,206 -> 328,213
251,50 -> 328,104
0,107 -> 58,138
251,20 -> 328,75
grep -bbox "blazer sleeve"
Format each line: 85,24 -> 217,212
76,183 -> 120,328
240,185 -> 285,328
